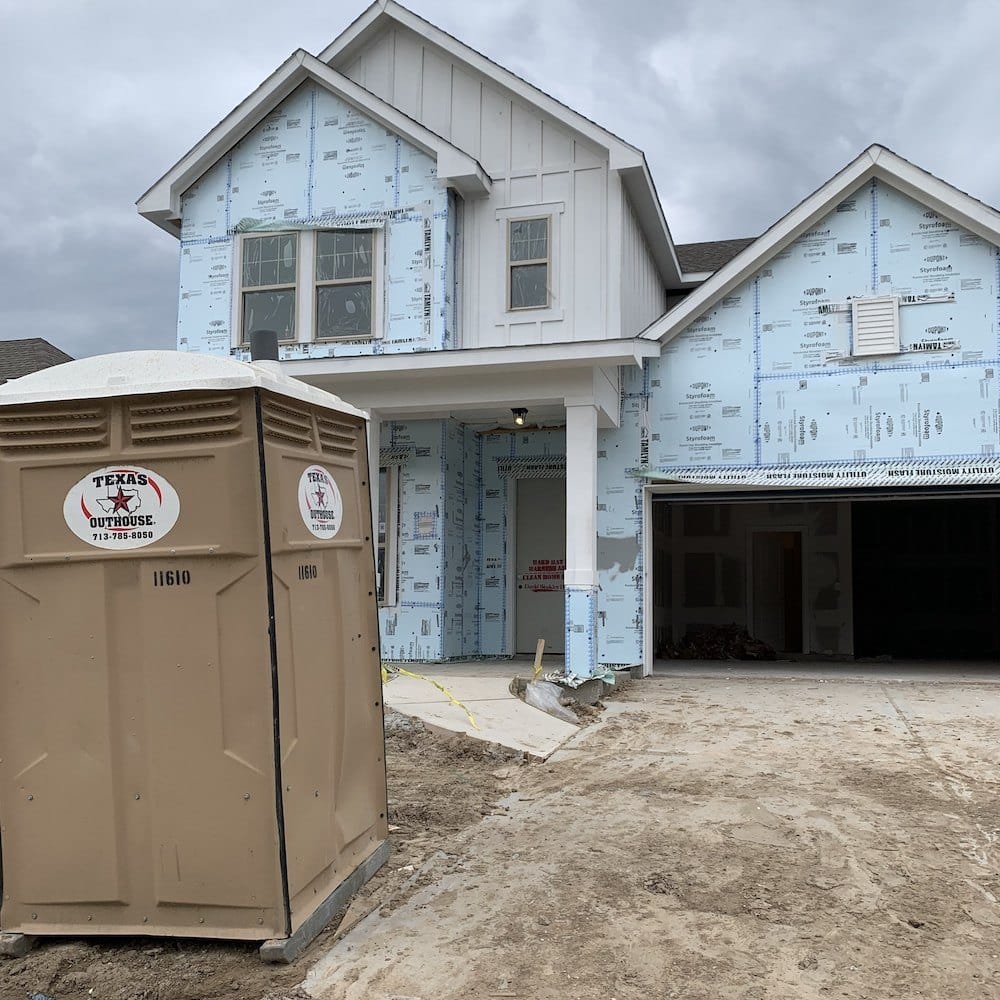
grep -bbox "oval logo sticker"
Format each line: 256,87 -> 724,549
298,465 -> 343,539
64,466 -> 181,550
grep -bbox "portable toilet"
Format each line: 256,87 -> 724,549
0,349 -> 388,963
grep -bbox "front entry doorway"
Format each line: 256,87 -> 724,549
515,478 -> 565,655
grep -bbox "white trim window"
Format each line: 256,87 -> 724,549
507,216 -> 550,310
316,230 -> 375,340
237,228 -> 380,345
377,464 -> 398,606
240,233 -> 298,343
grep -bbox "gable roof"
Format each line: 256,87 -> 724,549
318,1 -> 685,287
0,338 -> 73,383
675,237 -> 756,274
137,49 -> 490,237
642,144 -> 1000,343
321,1 -> 642,165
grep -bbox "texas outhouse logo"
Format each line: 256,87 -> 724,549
298,465 -> 344,540
63,466 -> 181,550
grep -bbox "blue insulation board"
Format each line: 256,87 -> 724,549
596,178 -> 1000,668
176,82 -> 451,358
641,179 -> 1000,483
379,420 -> 567,663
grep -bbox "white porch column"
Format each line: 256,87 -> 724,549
564,403 -> 599,679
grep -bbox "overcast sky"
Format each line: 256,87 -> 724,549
2,0 -> 998,359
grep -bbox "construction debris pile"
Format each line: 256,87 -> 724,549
659,624 -> 777,661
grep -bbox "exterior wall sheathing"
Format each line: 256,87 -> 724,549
378,420 -> 565,662
595,178 -> 1000,670
177,83 -> 453,358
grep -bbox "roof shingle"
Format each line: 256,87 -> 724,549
0,338 -> 73,383
675,237 -> 756,273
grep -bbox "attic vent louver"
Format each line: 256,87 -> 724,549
851,295 -> 901,357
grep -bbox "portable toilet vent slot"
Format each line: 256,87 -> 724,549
0,351 -> 389,964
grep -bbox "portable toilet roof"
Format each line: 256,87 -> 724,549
0,350 -> 366,420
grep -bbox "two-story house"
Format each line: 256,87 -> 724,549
139,1 -> 1000,677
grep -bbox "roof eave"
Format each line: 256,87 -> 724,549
136,47 -> 490,234
642,144 -> 1000,345
620,163 -> 683,288
678,270 -> 712,287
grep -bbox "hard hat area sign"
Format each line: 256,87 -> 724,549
298,465 -> 343,540
64,466 -> 181,550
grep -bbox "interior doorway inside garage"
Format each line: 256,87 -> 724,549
650,492 -> 1000,661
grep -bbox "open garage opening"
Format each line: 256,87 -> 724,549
650,490 -> 1000,662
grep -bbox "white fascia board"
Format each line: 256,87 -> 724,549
293,351 -> 640,427
282,338 -> 660,381
874,151 -> 1000,246
642,144 -> 1000,345
136,49 -> 489,235
319,1 -> 643,166
678,270 -> 712,286
640,152 -> 876,344
620,163 -> 683,287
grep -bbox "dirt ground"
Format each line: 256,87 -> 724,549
4,671 -> 1000,1000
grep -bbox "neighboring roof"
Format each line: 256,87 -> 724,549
137,50 -> 490,237
641,144 -> 1000,344
0,350 -> 367,419
318,0 -> 685,287
0,338 -> 73,382
675,237 -> 756,274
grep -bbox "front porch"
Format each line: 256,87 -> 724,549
288,342 -> 651,678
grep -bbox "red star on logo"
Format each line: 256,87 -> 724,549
110,486 -> 134,513
313,486 -> 326,506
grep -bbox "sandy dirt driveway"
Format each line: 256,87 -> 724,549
306,671 -> 1000,1000
4,671 -> 999,1000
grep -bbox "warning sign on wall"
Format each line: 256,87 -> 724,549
519,558 -> 566,593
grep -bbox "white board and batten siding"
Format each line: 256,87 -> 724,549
334,25 -> 662,348
621,189 -> 667,337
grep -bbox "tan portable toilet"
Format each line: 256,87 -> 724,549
0,350 -> 388,963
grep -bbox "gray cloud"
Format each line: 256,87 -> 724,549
2,0 -> 998,358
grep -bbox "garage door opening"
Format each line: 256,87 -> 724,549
651,492 -> 1000,662
853,497 -> 1000,658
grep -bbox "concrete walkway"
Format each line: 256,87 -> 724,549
382,659 -> 580,759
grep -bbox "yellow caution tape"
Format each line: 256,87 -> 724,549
381,662 -> 479,730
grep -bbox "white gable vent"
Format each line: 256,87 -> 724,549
851,295 -> 901,357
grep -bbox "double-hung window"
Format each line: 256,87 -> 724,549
508,217 -> 550,310
241,233 -> 298,343
315,230 -> 374,340
239,229 -> 378,345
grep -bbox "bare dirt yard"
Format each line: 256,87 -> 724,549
4,669 -> 1000,1000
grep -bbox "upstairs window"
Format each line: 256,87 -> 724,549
508,217 -> 550,310
241,234 -> 297,343
316,230 -> 374,340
